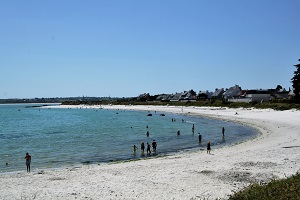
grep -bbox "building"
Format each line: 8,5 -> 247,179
198,90 -> 212,99
169,93 -> 182,101
179,90 -> 197,101
156,94 -> 171,101
223,85 -> 243,100
212,88 -> 225,99
243,90 -> 270,103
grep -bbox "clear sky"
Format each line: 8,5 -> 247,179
1,0 -> 299,98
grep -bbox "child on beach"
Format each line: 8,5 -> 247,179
207,141 -> 211,154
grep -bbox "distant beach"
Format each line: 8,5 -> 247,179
1,105 -> 300,199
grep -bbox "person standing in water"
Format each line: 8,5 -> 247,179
192,124 -> 195,134
24,152 -> 31,173
141,141 -> 145,154
146,142 -> 151,154
222,127 -> 225,137
133,145 -> 138,154
207,141 -> 211,154
152,140 -> 157,152
198,132 -> 202,143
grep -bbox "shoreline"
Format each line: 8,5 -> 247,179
1,104 -> 256,174
1,105 -> 300,199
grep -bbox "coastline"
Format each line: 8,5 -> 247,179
1,105 -> 300,199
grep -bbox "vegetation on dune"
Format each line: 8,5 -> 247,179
229,173 -> 300,200
62,99 -> 300,110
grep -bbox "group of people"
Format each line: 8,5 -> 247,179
134,140 -> 157,155
135,125 -> 225,156
23,126 -> 225,173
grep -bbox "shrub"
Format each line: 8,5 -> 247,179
229,173 -> 300,200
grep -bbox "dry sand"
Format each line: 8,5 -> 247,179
1,105 -> 300,200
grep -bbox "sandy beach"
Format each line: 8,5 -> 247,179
1,105 -> 300,199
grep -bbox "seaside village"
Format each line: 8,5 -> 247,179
0,84 -> 295,104
138,84 -> 293,103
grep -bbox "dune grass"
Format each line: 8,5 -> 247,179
62,99 -> 300,110
229,173 -> 300,200
114,100 -> 300,110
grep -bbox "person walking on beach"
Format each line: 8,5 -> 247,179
141,141 -> 145,154
24,152 -> 31,173
222,127 -> 225,137
207,141 -> 211,154
146,142 -> 151,154
152,140 -> 157,152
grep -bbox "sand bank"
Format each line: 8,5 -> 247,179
1,105 -> 300,199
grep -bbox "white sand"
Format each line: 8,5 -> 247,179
1,105 -> 300,199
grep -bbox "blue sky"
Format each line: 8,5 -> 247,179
1,0 -> 299,98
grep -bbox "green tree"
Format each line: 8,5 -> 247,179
291,59 -> 300,102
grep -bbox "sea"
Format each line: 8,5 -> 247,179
0,104 -> 258,173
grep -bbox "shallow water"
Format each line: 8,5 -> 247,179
0,104 -> 258,173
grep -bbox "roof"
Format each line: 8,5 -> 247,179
223,85 -> 242,98
212,88 -> 224,97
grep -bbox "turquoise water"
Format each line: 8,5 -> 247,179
0,104 -> 258,173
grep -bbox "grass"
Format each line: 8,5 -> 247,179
228,173 -> 300,200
